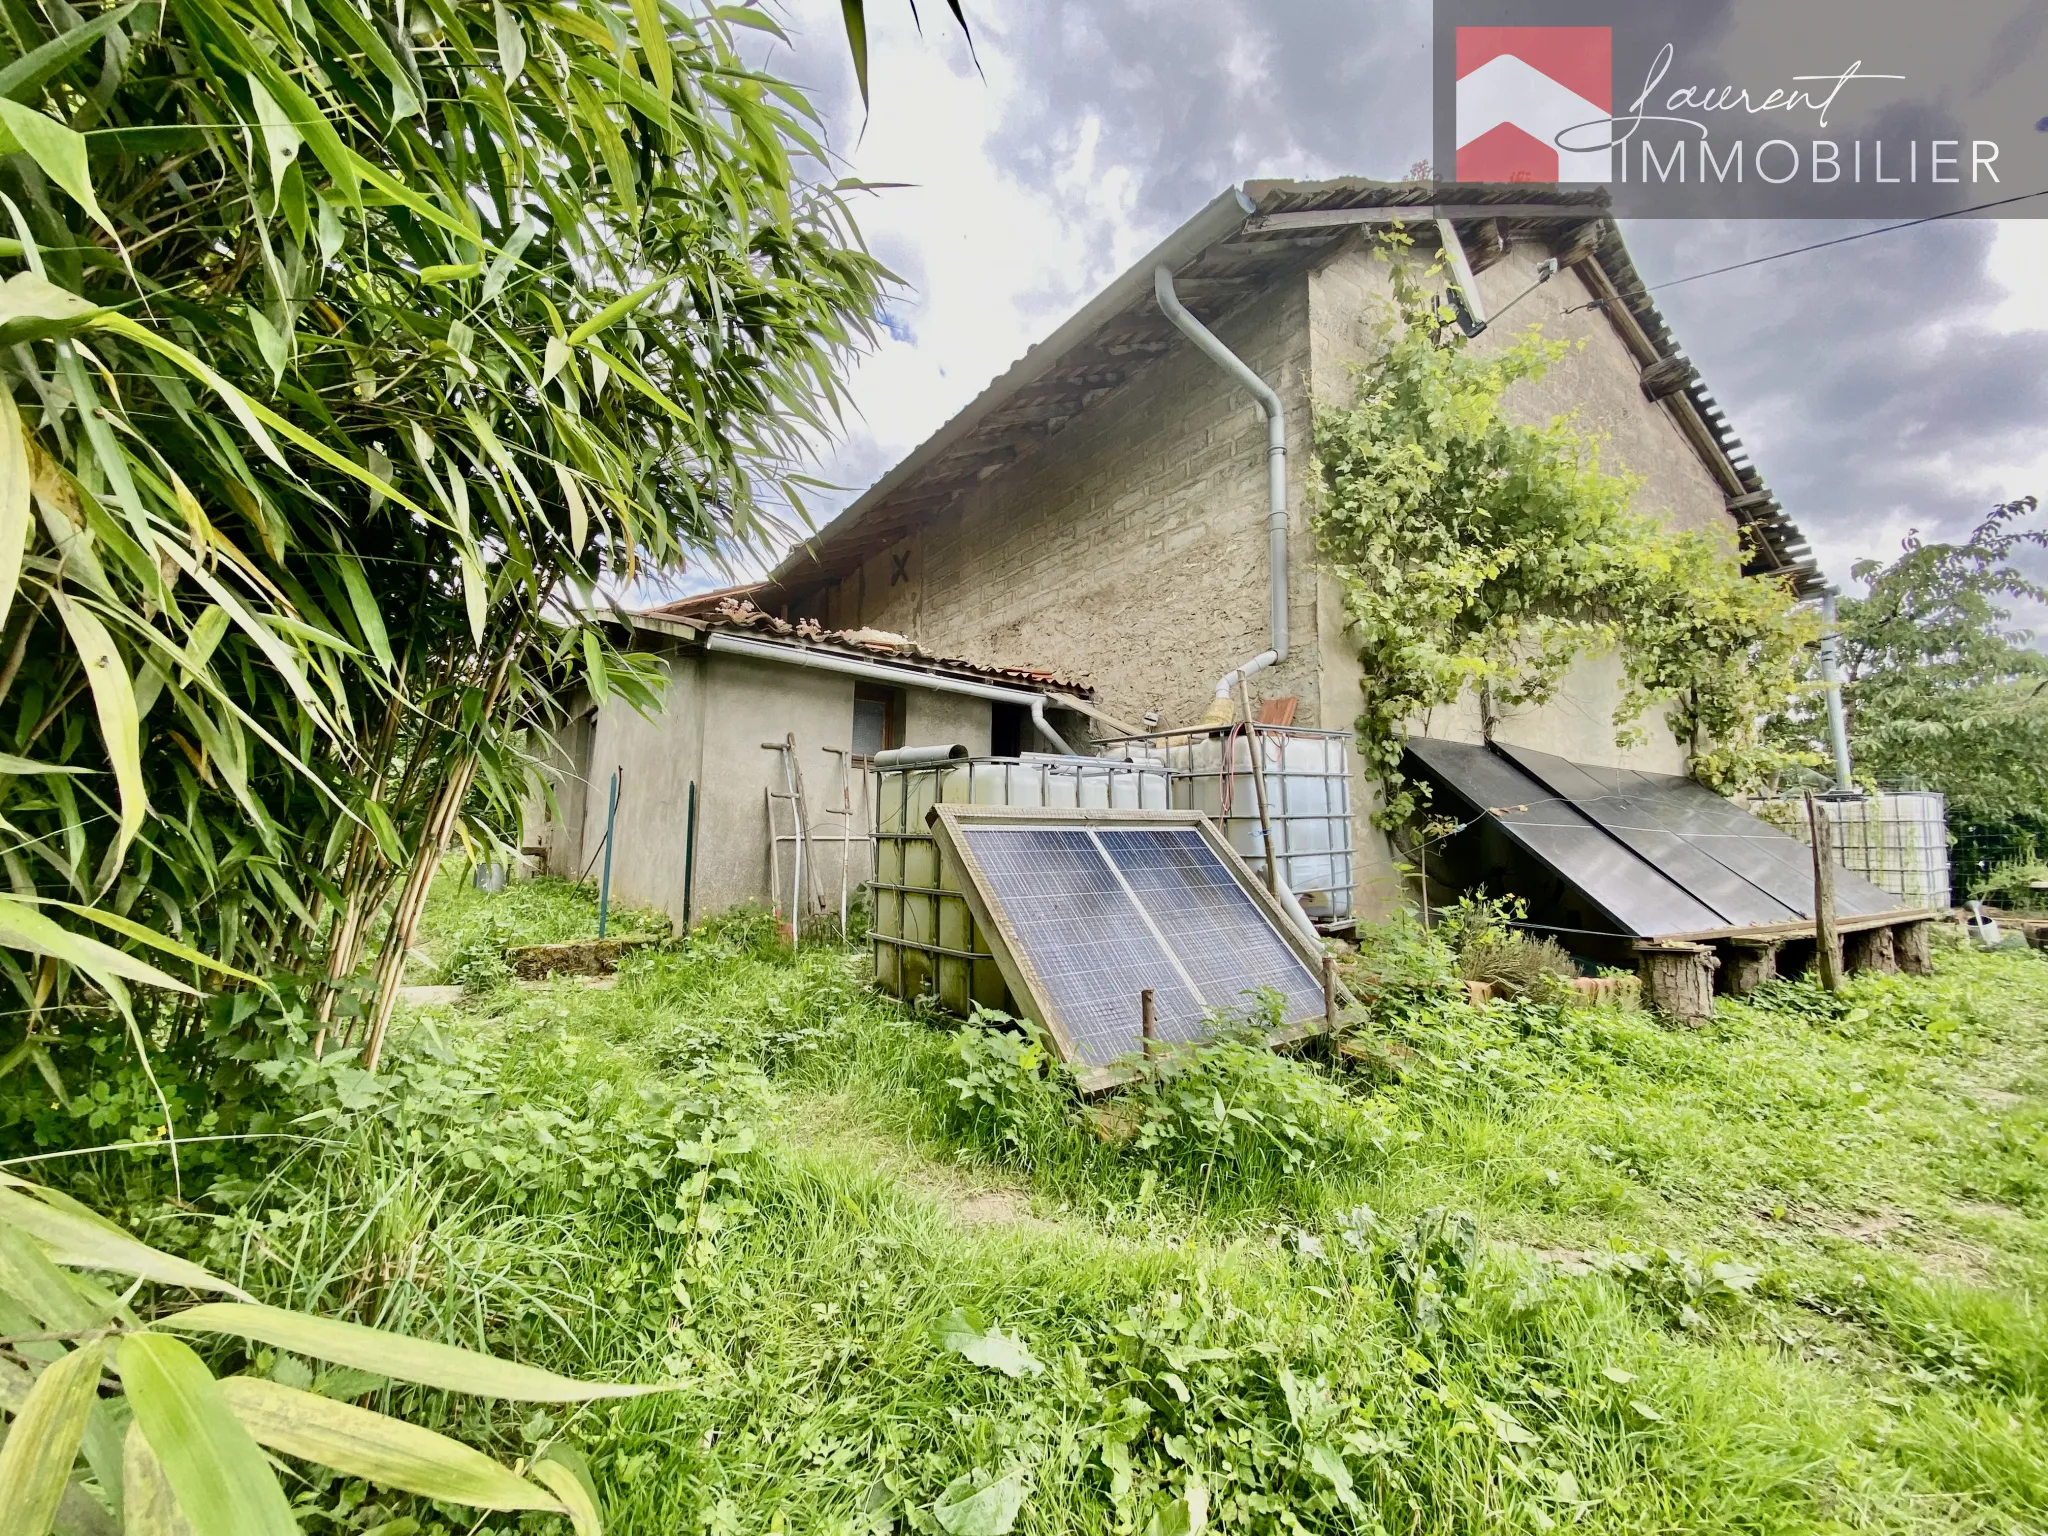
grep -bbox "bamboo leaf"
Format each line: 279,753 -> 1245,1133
839,0 -> 870,108
0,270 -> 100,348
123,1422 -> 194,1536
0,753 -> 90,774
566,276 -> 671,347
48,592 -> 147,872
480,215 -> 541,304
0,386 -> 29,635
116,1334 -> 298,1536
44,901 -> 260,983
242,74 -> 301,198
459,542 -> 487,645
0,1338 -> 104,1536
0,893 -> 197,996
216,1376 -> 568,1512
0,5 -> 139,105
336,556 -> 393,672
530,1455 -> 603,1536
0,100 -> 114,238
0,1182 -> 248,1297
0,1220 -> 111,1331
629,0 -> 672,103
493,3 -> 527,84
159,1303 -> 679,1402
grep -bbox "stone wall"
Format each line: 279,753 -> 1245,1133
1307,233 -> 1741,913
790,227 -> 1750,923
809,275 -> 1325,734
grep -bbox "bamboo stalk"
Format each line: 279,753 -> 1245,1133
362,752 -> 478,1072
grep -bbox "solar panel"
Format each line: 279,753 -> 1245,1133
1498,745 -> 1902,922
1405,736 -> 1917,940
1491,746 -> 1802,928
1403,737 -> 1725,936
930,808 -> 1328,1078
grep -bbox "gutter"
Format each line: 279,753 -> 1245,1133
701,629 -> 1077,755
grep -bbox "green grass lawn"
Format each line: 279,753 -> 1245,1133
95,875 -> 2048,1535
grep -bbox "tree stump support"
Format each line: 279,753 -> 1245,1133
1637,941 -> 1718,1027
1893,920 -> 1933,975
1843,924 -> 1898,975
1718,938 -> 1780,996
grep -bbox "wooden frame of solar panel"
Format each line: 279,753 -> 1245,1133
926,805 -> 1334,1092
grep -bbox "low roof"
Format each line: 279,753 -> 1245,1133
765,177 -> 1817,604
635,591 -> 1096,698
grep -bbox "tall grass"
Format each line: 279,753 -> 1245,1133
18,879 -> 2048,1535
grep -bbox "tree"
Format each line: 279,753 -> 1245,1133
1799,496 -> 2048,820
0,1 -> 885,1094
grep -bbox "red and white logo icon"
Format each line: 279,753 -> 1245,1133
1455,27 -> 1612,182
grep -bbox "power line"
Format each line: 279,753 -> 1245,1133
1574,186 -> 2048,314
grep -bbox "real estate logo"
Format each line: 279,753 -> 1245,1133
1431,1 -> 2048,219
1454,27 -> 1611,183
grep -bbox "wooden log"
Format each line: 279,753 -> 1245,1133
1719,939 -> 1780,996
1637,941 -> 1718,1026
1843,925 -> 1897,974
506,934 -> 661,980
1894,920 -> 1933,975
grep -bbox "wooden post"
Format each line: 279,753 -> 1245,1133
1844,924 -> 1897,975
1894,920 -> 1933,975
1806,791 -> 1842,994
1140,988 -> 1157,1059
1637,941 -> 1718,1026
1236,679 -> 1281,898
1322,955 -> 1338,1030
1720,938 -> 1780,996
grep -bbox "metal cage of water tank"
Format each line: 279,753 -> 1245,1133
1101,726 -> 1355,925
869,755 -> 1173,1013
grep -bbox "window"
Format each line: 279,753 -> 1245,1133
990,701 -> 1028,758
853,683 -> 905,759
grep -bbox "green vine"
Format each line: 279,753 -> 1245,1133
1311,246 -> 1816,825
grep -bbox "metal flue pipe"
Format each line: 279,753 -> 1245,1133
1819,591 -> 1855,793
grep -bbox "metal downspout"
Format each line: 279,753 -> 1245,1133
1154,262 -> 1288,671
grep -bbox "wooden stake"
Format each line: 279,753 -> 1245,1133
1140,988 -> 1157,1058
1322,955 -> 1338,1030
1806,791 -> 1842,993
1235,678 -> 1281,898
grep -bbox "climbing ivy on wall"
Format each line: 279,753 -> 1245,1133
1311,250 -> 1816,825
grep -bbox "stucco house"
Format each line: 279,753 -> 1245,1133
531,602 -> 1103,924
667,178 -> 1817,921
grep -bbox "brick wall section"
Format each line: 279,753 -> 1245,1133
810,276 -> 1325,733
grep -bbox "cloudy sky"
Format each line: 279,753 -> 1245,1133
700,1 -> 2048,635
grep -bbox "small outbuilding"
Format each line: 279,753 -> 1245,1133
529,599 -> 1103,927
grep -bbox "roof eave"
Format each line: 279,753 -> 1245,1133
769,185 -> 1256,588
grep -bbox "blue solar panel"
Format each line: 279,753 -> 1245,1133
1096,827 -> 1324,1028
961,823 -> 1323,1069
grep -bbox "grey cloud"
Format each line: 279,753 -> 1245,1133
1629,218 -> 2048,629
